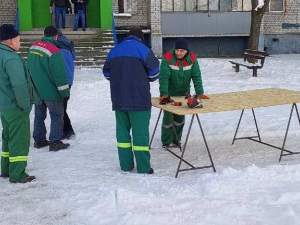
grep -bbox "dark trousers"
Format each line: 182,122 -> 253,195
63,97 -> 74,135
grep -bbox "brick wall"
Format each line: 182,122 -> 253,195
262,0 -> 300,34
148,0 -> 161,33
0,0 -> 18,25
113,0 -> 150,29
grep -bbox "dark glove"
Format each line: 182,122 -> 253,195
197,94 -> 210,99
159,95 -> 174,105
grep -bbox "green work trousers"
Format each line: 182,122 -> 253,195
115,110 -> 151,173
161,111 -> 185,145
1,108 -> 30,181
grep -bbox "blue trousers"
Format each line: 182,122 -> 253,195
33,100 -> 64,143
74,10 -> 86,30
55,7 -> 66,29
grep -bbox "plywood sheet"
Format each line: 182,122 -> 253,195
152,88 -> 300,115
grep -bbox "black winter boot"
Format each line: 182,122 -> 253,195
0,173 -> 9,178
147,168 -> 154,174
62,131 -> 75,140
9,175 -> 36,183
34,139 -> 50,149
49,140 -> 70,152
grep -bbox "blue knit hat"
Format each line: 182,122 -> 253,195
0,24 -> 19,41
175,38 -> 189,51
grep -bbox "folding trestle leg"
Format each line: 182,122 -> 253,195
232,109 -> 261,145
279,103 -> 300,162
149,109 -> 162,149
232,105 -> 300,161
170,114 -> 216,178
196,115 -> 216,173
149,109 -> 216,178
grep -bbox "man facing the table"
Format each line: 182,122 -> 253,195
159,38 -> 209,148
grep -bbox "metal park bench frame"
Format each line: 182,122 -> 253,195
229,49 -> 267,77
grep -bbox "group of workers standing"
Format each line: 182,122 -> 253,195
0,24 -> 75,183
0,23 -> 209,183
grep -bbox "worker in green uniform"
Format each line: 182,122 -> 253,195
159,38 -> 210,148
0,24 -> 40,183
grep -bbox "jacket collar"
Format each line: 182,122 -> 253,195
0,43 -> 17,53
41,36 -> 61,48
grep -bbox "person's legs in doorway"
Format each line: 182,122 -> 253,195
74,13 -> 79,31
78,10 -> 86,31
61,7 -> 66,29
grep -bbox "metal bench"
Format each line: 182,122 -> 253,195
230,49 -> 267,77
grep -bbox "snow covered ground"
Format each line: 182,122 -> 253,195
1,54 -> 300,225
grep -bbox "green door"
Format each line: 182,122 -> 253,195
88,0 -> 101,28
32,0 -> 51,28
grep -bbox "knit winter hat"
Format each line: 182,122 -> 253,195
44,26 -> 58,37
175,38 -> 189,51
0,24 -> 19,41
128,28 -> 144,41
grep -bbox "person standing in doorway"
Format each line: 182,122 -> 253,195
0,24 -> 40,183
102,28 -> 160,174
50,0 -> 71,29
72,0 -> 89,31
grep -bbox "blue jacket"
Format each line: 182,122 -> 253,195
58,35 -> 76,86
103,36 -> 160,111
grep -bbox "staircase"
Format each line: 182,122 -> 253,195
19,28 -> 114,68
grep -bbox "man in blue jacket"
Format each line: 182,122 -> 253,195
57,30 -> 76,139
103,28 -> 160,174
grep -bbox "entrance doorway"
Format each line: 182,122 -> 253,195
32,0 -> 51,28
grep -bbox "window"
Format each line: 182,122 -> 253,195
161,0 -> 252,12
269,0 -> 284,11
118,0 -> 137,13
162,0 -> 173,11
198,0 -> 208,11
118,0 -> 124,13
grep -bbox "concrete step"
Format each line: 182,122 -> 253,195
20,28 -> 104,40
20,40 -> 114,48
19,49 -> 111,58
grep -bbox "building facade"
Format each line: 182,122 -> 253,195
0,0 -> 112,31
1,0 -> 299,57
113,0 -> 300,57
